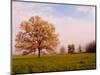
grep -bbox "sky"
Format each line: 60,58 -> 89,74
12,1 -> 95,54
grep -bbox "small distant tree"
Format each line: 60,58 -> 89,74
15,16 -> 59,58
60,46 -> 66,54
68,44 -> 75,53
71,44 -> 75,51
68,45 -> 71,53
22,51 -> 28,55
78,45 -> 82,53
86,41 -> 96,53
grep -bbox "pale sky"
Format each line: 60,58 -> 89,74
12,1 -> 95,53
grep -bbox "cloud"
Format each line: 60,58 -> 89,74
76,6 -> 95,17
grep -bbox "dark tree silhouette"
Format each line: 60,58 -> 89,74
86,41 -> 96,53
68,44 -> 75,53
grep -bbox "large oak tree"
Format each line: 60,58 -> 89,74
15,16 -> 59,58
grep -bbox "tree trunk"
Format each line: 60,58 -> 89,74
38,48 -> 41,58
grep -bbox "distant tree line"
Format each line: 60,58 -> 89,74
22,40 -> 96,55
59,41 -> 96,54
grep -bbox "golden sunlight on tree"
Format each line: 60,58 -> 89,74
15,16 -> 59,58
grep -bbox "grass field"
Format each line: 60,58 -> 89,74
12,53 -> 96,74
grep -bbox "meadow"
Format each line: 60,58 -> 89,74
12,53 -> 96,74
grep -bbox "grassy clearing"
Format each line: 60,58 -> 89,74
12,53 -> 96,74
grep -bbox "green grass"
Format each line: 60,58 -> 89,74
12,53 -> 96,74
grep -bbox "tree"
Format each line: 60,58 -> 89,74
85,41 -> 96,53
71,44 -> 75,51
68,45 -> 72,53
78,45 -> 82,53
15,16 -> 59,58
68,44 -> 75,53
60,46 -> 66,54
